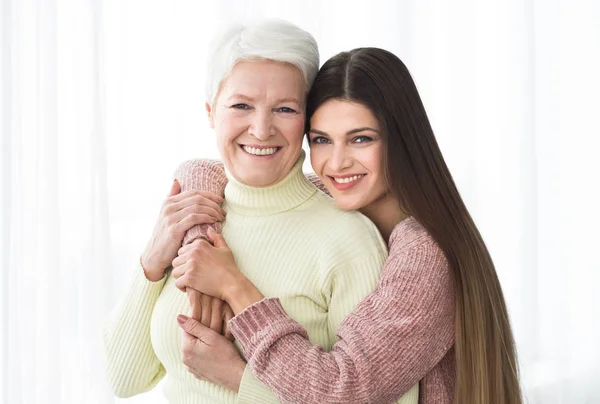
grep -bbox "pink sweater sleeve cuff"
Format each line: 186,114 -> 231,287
228,298 -> 309,361
172,159 -> 227,245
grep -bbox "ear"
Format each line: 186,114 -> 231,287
205,101 -> 215,129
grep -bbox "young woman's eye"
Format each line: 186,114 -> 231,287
277,107 -> 296,113
353,136 -> 373,144
231,103 -> 250,110
310,136 -> 330,144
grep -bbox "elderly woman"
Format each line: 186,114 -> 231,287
103,20 -> 419,404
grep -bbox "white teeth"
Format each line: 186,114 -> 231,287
332,174 -> 365,184
242,146 -> 278,156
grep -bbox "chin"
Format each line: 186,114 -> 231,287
333,197 -> 364,212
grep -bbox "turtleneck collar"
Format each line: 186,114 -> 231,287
224,150 -> 318,216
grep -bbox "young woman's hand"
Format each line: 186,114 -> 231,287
172,228 -> 265,314
171,228 -> 241,299
140,180 -> 226,281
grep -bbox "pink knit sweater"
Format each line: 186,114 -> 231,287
174,160 -> 456,404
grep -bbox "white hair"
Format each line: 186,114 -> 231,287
205,19 -> 319,105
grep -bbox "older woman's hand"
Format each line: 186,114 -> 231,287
172,228 -> 241,300
178,314 -> 246,392
140,180 -> 226,281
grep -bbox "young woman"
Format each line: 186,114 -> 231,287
173,47 -> 523,403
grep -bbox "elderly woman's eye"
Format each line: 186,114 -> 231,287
231,103 -> 250,110
276,107 -> 296,113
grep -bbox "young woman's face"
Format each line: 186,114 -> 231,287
308,99 -> 388,211
207,60 -> 306,187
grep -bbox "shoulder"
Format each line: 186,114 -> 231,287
310,193 -> 383,241
384,217 -> 452,287
304,197 -> 387,267
172,158 -> 224,178
389,217 -> 440,255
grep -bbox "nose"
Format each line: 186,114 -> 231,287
248,109 -> 275,140
328,144 -> 353,172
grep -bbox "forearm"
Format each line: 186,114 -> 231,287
229,299 -> 426,404
227,252 -> 454,404
173,159 -> 227,244
224,275 -> 265,315
229,299 -> 379,403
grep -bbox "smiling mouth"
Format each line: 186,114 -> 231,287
329,174 -> 366,184
240,145 -> 281,156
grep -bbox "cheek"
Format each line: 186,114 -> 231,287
367,146 -> 387,191
280,116 -> 305,143
215,115 -> 242,145
363,146 -> 385,176
309,147 -> 327,174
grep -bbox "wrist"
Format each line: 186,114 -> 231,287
227,359 -> 246,392
223,274 -> 265,315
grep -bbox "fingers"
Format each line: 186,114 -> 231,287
174,274 -> 188,292
173,238 -> 213,270
223,306 -> 235,342
177,314 -> 203,338
169,197 -> 226,221
200,294 -> 212,328
173,213 -> 218,236
188,289 -> 203,321
209,298 -> 224,334
223,323 -> 235,342
171,259 -> 189,279
172,240 -> 209,276
165,190 -> 224,208
207,227 -> 228,249
176,238 -> 205,258
168,180 -> 181,197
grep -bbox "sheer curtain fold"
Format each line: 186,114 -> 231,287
2,0 -> 113,403
1,1 -> 598,403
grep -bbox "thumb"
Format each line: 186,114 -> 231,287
177,314 -> 206,339
169,179 -> 181,197
207,227 -> 228,249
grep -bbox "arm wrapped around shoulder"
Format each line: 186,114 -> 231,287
173,159 -> 228,245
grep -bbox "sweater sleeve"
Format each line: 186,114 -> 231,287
305,172 -> 330,196
102,263 -> 168,398
173,159 -> 228,244
228,236 -> 455,404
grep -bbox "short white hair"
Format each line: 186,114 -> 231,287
205,19 -> 319,105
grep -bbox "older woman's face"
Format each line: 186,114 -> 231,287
207,60 -> 306,187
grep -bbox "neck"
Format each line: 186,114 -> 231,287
359,193 -> 409,243
223,151 -> 317,216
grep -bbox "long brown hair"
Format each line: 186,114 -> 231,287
306,48 -> 522,404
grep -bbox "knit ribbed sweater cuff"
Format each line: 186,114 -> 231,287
228,298 -> 308,360
173,159 -> 227,245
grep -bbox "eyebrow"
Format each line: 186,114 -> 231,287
226,94 -> 301,105
309,127 -> 380,136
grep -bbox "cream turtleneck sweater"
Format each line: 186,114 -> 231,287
103,152 -> 399,403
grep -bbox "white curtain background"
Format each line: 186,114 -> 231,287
1,0 -> 599,403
